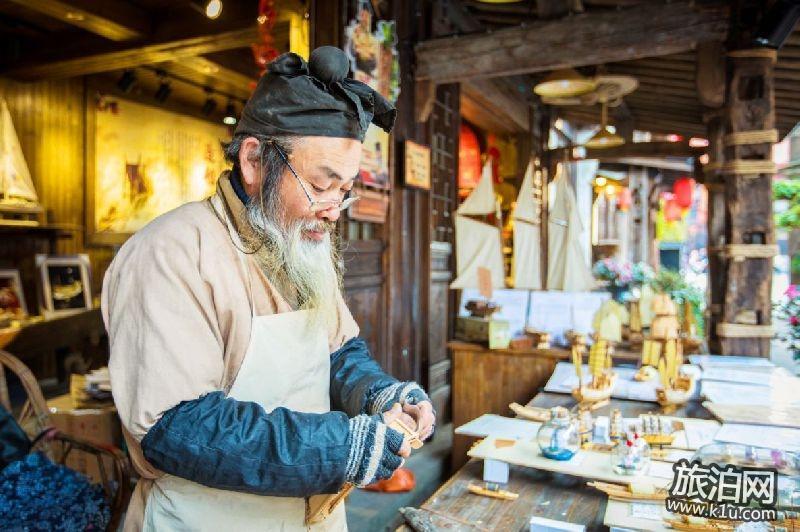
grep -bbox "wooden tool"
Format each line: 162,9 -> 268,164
588,481 -> 667,501
509,402 -> 550,422
390,418 -> 424,449
468,483 -> 519,501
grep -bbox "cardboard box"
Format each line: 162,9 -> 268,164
46,393 -> 122,484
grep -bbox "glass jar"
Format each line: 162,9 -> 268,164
537,406 -> 580,461
612,433 -> 651,475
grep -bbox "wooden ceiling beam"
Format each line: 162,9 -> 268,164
548,140 -> 703,159
461,77 -> 530,131
5,0 -> 151,41
2,25 -> 280,80
415,1 -> 729,82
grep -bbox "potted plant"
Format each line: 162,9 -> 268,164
592,259 -> 633,302
775,285 -> 800,373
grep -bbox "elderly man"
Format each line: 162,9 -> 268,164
102,46 -> 435,531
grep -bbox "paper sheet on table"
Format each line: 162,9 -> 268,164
701,380 -> 800,407
682,419 -> 721,450
648,460 -> 676,479
688,354 -> 774,369
713,423 -> 800,453
700,367 -> 778,386
630,503 -> 664,520
455,414 -> 541,440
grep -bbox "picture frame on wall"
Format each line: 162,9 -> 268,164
0,269 -> 28,321
404,140 -> 431,190
35,254 -> 92,317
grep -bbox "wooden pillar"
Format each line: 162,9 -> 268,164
705,112 -> 726,354
715,48 -> 779,356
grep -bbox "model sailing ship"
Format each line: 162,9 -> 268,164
0,98 -> 42,225
571,333 -> 617,406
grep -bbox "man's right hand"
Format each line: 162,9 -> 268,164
381,403 -> 412,458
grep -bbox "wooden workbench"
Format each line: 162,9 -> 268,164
449,341 -> 642,470
410,392 -> 710,531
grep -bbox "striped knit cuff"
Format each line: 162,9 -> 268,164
367,381 -> 430,415
345,415 -> 404,487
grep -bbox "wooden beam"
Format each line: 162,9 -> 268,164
167,57 -> 255,100
3,26 -> 276,80
6,0 -> 151,41
461,77 -> 530,131
415,2 -> 729,83
461,92 -> 520,134
548,141 -> 703,160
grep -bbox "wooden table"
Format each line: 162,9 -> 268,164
449,341 -> 644,470
411,392 -> 710,531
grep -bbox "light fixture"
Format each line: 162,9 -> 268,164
201,87 -> 217,116
223,101 -> 237,125
584,102 -> 625,149
534,68 -> 597,98
154,70 -> 171,103
594,176 -> 608,187
604,184 -> 617,197
689,137 -> 709,148
116,69 -> 137,93
666,134 -> 682,143
190,0 -> 223,19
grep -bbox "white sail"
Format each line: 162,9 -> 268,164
451,162 -> 505,290
0,98 -> 37,202
512,162 -> 541,289
546,163 -> 595,291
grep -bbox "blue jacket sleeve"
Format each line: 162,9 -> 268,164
329,337 -> 397,417
140,391 -> 350,496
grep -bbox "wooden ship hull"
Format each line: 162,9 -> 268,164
572,372 -> 617,405
656,375 -> 696,408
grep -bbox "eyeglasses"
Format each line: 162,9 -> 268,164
269,140 -> 359,214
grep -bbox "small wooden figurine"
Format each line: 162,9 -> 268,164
571,333 -> 617,407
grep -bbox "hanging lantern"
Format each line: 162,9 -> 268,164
673,177 -> 695,209
487,146 -> 501,183
664,198 -> 682,222
617,187 -> 632,211
458,124 -> 481,195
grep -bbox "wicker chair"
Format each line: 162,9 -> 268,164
0,349 -> 130,532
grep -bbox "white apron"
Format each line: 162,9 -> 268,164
142,197 -> 347,531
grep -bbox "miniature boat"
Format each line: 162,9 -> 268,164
664,515 -> 737,531
571,336 -> 617,406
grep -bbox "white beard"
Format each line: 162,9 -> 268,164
245,200 -> 342,332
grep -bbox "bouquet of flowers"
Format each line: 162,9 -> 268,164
592,259 -> 633,288
775,285 -> 800,364
631,262 -> 655,286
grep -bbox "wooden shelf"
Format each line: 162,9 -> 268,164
0,224 -> 73,239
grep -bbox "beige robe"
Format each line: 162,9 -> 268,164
102,172 -> 359,530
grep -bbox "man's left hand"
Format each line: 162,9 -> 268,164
402,401 -> 436,441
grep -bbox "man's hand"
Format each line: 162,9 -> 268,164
381,403 -> 412,458
402,401 -> 436,441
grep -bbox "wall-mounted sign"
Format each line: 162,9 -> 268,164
404,140 -> 431,190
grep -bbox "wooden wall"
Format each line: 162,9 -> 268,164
0,77 -> 115,307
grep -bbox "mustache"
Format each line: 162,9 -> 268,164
301,220 -> 337,234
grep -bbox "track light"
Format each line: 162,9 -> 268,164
223,101 -> 237,125
154,70 -> 171,103
191,0 -> 223,19
202,88 -> 217,116
116,69 -> 137,93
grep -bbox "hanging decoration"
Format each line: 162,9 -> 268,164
458,123 -> 481,197
251,0 -> 280,79
344,1 -> 400,190
672,177 -> 695,209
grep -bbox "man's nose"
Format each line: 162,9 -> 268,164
317,206 -> 340,222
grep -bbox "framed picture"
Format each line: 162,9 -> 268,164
0,269 -> 27,320
404,140 -> 431,190
36,254 -> 92,316
86,93 -> 230,245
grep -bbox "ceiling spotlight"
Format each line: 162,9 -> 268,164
191,0 -> 223,19
154,70 -> 171,103
202,88 -> 217,116
116,69 -> 137,93
223,101 -> 237,125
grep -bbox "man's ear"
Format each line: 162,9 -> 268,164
239,137 -> 261,194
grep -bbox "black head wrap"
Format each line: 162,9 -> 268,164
234,46 -> 396,141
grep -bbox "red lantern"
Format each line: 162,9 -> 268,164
616,187 -> 632,212
487,146 -> 501,183
673,177 -> 695,209
458,124 -> 481,196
